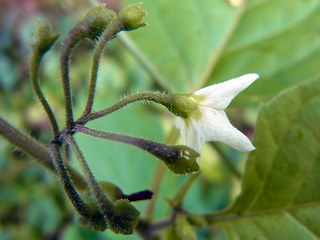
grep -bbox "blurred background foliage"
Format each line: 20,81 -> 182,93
1,0 -> 319,239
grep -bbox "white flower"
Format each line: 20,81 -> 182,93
174,73 -> 259,153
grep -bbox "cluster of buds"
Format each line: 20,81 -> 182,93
29,2 -> 257,236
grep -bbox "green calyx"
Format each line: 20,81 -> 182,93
83,5 -> 117,41
119,3 -> 147,31
107,199 -> 140,235
76,211 -> 107,231
167,94 -> 202,119
33,24 -> 60,55
162,145 -> 200,174
63,5 -> 116,48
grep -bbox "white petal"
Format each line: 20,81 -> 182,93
195,73 -> 259,110
200,107 -> 255,152
174,117 -> 204,153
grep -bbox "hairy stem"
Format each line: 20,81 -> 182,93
66,135 -> 114,215
60,36 -> 75,128
82,17 -> 125,117
50,140 -> 107,230
0,116 -> 87,190
30,50 -> 59,135
76,125 -> 183,164
77,91 -> 175,125
50,141 -> 91,216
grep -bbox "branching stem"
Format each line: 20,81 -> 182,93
0,116 -> 88,190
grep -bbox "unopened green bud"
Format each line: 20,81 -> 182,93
75,195 -> 107,231
107,199 -> 140,235
158,145 -> 200,174
99,181 -> 124,202
119,3 -> 147,31
33,24 -> 59,54
84,5 -> 117,41
76,211 -> 107,231
63,5 -> 116,50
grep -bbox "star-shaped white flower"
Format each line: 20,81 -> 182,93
174,73 -> 259,153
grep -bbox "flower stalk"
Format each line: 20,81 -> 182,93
49,140 -> 107,231
76,125 -> 199,174
82,3 -> 147,117
60,6 -> 117,128
30,24 -> 60,135
66,135 -> 140,235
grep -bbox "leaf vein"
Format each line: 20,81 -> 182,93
245,87 -> 320,211
285,212 -> 320,239
246,218 -> 269,240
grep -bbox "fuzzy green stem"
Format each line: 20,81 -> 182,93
0,116 -> 54,170
66,135 -> 114,215
30,50 -> 59,135
82,17 -> 125,117
0,116 -> 88,190
76,125 -> 195,171
60,38 -> 76,128
50,141 -> 90,216
77,92 -> 179,125
50,140 -> 107,230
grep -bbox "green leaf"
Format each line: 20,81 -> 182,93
123,0 -> 239,92
206,0 -> 320,105
123,0 -> 320,108
207,76 -> 320,239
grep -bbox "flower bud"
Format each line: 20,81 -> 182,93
84,5 -> 117,41
99,181 -> 124,202
33,24 -> 59,54
65,5 -> 117,46
125,137 -> 200,174
119,3 -> 147,31
76,211 -> 107,231
151,145 -> 200,174
74,195 -> 107,231
107,199 -> 140,235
